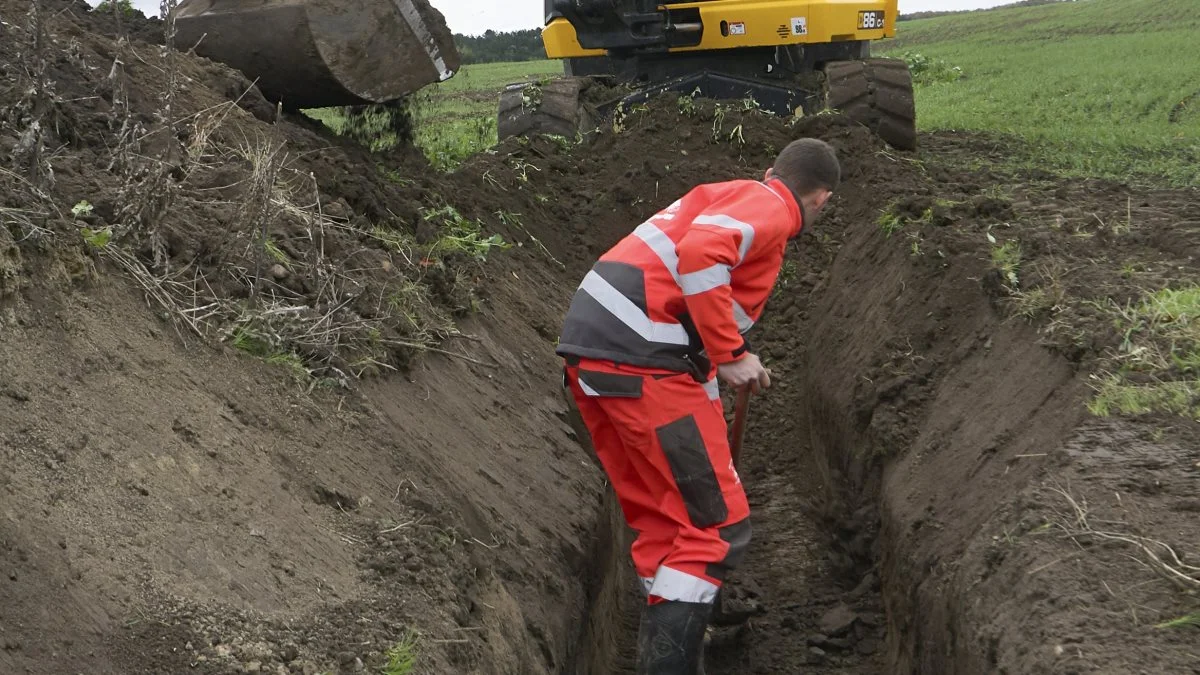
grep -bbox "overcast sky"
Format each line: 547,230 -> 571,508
107,1 -> 1017,36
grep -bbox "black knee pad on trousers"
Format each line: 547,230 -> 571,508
705,518 -> 752,582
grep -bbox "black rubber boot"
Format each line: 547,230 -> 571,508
636,600 -> 713,675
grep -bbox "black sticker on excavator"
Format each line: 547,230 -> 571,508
656,415 -> 728,528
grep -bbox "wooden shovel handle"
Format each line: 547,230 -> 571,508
729,385 -> 752,468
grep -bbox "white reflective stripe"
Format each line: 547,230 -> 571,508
579,271 -> 691,346
640,577 -> 654,596
649,566 -> 719,604
732,301 -> 755,333
703,377 -> 720,401
578,379 -> 601,397
632,222 -> 680,284
693,214 -> 755,264
679,264 -> 731,296
756,180 -> 789,209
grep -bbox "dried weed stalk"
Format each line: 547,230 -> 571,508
0,166 -> 59,241
1049,484 -> 1199,590
232,131 -> 286,303
157,0 -> 179,144
10,0 -> 57,188
105,0 -> 140,174
115,0 -> 183,268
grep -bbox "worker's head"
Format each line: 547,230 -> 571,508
766,138 -> 840,219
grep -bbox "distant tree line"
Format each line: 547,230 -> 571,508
454,29 -> 546,64
899,0 -> 1073,21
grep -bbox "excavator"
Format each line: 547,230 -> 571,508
171,0 -> 914,149
499,0 -> 916,150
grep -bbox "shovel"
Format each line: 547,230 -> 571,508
710,383 -> 760,628
729,384 -> 753,468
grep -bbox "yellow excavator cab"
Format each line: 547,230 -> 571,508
542,0 -> 899,59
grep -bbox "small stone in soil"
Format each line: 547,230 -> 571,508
823,636 -> 855,650
278,644 -> 299,662
850,572 -> 878,598
806,646 -> 827,664
818,602 -> 859,637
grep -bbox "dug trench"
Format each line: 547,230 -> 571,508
2,3 -> 1199,674
467,106 -> 1200,674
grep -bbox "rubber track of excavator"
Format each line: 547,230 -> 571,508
823,58 -> 917,151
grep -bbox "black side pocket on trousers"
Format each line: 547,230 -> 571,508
656,415 -> 728,528
578,369 -> 644,398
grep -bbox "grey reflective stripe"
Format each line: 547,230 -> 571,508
703,377 -> 720,401
632,222 -> 680,284
640,577 -> 654,596
680,264 -> 731,296
579,271 -> 691,346
578,378 -> 601,397
732,301 -> 754,333
649,565 -> 719,604
693,214 -> 755,263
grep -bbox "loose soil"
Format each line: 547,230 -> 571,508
1,2 -> 1198,674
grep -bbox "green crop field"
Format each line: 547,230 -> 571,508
431,61 -> 564,93
409,61 -> 563,170
305,61 -> 562,171
879,0 -> 1200,185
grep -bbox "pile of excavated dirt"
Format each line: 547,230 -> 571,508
2,1 -> 1198,673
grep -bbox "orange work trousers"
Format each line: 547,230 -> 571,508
564,357 -> 751,605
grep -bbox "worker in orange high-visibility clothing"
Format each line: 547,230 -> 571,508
556,138 -> 840,674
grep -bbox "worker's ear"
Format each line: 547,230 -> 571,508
806,188 -> 833,213
816,189 -> 832,210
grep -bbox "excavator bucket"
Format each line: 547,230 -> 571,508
174,0 -> 460,110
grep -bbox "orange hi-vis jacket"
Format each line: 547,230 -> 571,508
556,176 -> 803,376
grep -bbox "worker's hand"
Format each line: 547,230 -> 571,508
717,353 -> 771,393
